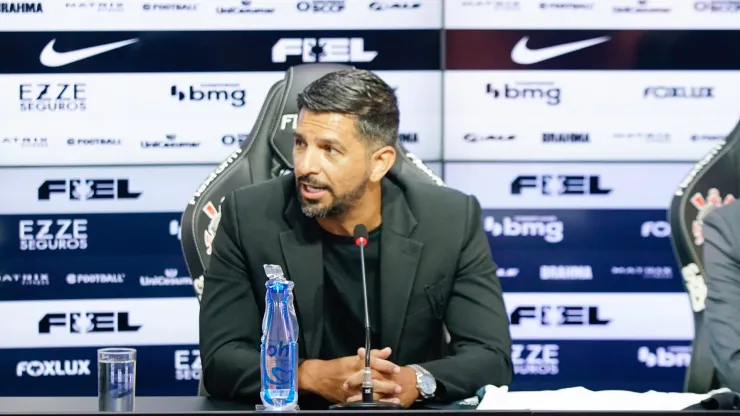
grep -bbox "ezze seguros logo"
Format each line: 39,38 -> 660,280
19,219 -> 88,251
38,312 -> 141,334
38,179 -> 141,201
19,83 -> 86,112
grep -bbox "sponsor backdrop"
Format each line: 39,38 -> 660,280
0,0 -> 739,398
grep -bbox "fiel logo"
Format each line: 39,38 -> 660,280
38,312 -> 141,334
38,179 -> 141,201
271,38 -> 377,63
511,175 -> 611,196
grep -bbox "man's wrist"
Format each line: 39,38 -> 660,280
297,359 -> 322,394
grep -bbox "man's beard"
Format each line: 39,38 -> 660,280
296,175 -> 369,219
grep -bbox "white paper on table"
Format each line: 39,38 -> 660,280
477,385 -> 731,411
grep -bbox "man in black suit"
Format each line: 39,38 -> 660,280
198,68 -> 512,408
702,201 -> 740,392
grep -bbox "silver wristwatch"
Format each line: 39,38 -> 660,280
408,364 -> 436,401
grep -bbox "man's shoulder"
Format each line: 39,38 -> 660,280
705,200 -> 740,230
402,181 -> 474,217
229,174 -> 292,211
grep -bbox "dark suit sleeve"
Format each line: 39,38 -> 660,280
704,209 -> 740,392
199,192 -> 263,400
419,195 -> 513,401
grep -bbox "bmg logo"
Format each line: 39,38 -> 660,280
171,84 -> 246,108
486,82 -> 561,106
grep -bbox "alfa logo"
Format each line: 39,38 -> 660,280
202,196 -> 225,255
690,188 -> 736,246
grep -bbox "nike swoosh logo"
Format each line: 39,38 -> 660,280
510,36 -> 610,65
40,38 -> 139,67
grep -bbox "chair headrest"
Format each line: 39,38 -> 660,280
268,63 -> 353,169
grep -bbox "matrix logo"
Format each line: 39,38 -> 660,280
175,349 -> 201,380
38,312 -> 141,334
0,273 -> 50,286
483,215 -> 564,243
485,82 -> 561,106
171,84 -> 246,108
38,179 -> 141,201
16,360 -> 91,377
272,38 -> 378,63
638,346 -> 691,368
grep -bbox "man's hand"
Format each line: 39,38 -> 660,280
342,348 -> 402,404
343,348 -> 420,408
297,348 -> 399,404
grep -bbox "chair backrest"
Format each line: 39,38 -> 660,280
668,118 -> 740,393
180,63 -> 445,300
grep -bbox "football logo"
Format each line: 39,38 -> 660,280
690,188 -> 735,246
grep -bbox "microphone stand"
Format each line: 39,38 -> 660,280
329,236 -> 403,410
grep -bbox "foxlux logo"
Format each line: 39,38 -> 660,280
16,360 -> 91,377
510,305 -> 611,326
19,219 -> 88,251
175,349 -> 201,381
483,215 -> 564,243
271,38 -> 377,63
171,84 -> 246,108
38,179 -> 141,201
512,344 -> 559,375
38,312 -> 141,334
511,175 -> 611,196
638,346 -> 691,368
485,82 -> 561,106
641,221 -> 670,238
643,86 -> 714,99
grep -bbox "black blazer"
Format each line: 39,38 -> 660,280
199,173 -> 512,404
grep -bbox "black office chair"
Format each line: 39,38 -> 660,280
669,119 -> 740,393
179,63 -> 445,396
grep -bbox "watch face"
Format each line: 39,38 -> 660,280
419,375 -> 436,395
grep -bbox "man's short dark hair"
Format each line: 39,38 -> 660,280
296,68 -> 399,150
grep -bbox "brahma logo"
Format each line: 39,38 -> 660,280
203,197 -> 225,256
690,188 -> 736,246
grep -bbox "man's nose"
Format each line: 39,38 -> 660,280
295,147 -> 321,175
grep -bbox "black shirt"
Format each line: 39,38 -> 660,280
319,226 -> 382,360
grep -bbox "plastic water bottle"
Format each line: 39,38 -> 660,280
260,264 -> 299,411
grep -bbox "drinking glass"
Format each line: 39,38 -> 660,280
97,348 -> 136,412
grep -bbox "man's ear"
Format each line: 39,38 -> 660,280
369,145 -> 396,182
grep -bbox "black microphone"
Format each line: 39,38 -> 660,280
329,224 -> 403,411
